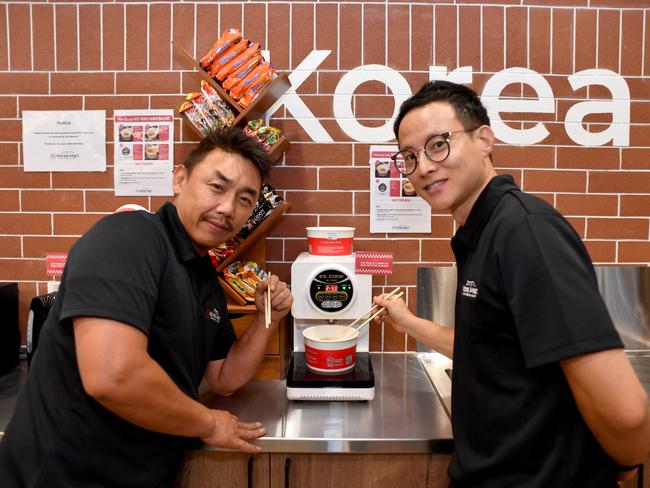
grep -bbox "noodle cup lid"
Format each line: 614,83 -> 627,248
305,227 -> 355,239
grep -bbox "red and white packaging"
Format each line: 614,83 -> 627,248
306,227 -> 355,256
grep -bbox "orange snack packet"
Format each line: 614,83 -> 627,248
229,61 -> 272,100
239,68 -> 275,108
207,39 -> 249,79
215,43 -> 261,82
222,53 -> 262,91
199,28 -> 242,69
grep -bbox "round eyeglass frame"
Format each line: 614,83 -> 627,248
390,127 -> 480,176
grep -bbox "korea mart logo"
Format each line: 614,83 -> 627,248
204,307 -> 221,324
462,280 -> 479,299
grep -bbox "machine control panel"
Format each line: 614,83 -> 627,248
309,269 -> 354,312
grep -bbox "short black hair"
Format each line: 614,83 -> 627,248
393,80 -> 490,140
183,127 -> 273,184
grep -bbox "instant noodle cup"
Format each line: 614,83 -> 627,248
306,227 -> 355,256
303,325 -> 358,374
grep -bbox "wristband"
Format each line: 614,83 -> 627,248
616,464 -> 640,472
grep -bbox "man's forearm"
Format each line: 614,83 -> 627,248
404,316 -> 455,358
89,354 -> 215,439
213,313 -> 276,394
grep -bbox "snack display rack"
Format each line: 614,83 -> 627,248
172,38 -> 293,378
172,41 -> 290,162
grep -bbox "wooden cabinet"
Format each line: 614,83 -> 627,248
176,451 -> 269,488
176,451 -> 451,488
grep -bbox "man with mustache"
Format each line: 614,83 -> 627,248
373,81 -> 650,486
0,128 -> 293,487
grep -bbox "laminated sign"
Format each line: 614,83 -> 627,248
355,252 -> 393,275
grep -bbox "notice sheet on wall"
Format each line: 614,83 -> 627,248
114,110 -> 174,196
369,145 -> 431,234
22,110 -> 106,172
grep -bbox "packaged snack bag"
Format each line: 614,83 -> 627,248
199,80 -> 235,127
239,67 -> 275,108
229,61 -> 272,100
179,101 -> 208,136
243,119 -> 282,150
199,28 -> 242,69
222,53 -> 262,91
207,39 -> 249,79
238,184 -> 284,238
215,43 -> 261,81
186,92 -> 221,131
223,261 -> 268,302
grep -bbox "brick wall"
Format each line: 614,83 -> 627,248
1,1 -> 649,351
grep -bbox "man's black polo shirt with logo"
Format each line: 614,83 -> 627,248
448,175 -> 623,487
0,202 -> 236,487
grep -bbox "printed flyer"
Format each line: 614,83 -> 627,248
22,110 -> 106,172
369,145 -> 431,233
114,110 -> 174,196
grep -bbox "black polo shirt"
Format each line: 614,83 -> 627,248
448,175 -> 623,487
0,202 -> 236,488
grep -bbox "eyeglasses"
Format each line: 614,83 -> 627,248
390,127 -> 480,176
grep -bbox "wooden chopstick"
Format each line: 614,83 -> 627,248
345,287 -> 402,329
339,289 -> 404,339
351,291 -> 404,332
265,272 -> 272,328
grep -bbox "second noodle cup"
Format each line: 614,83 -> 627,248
303,325 -> 358,374
306,227 -> 355,256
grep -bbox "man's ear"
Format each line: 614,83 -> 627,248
172,165 -> 187,195
475,125 -> 496,158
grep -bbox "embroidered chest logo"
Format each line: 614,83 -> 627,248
462,280 -> 479,299
204,307 -> 221,324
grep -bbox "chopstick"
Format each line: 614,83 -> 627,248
265,272 -> 272,328
349,291 -> 404,333
345,287 -> 402,329
339,287 -> 402,338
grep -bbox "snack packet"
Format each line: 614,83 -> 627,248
229,61 -> 272,100
216,43 -> 261,81
199,80 -> 235,127
243,119 -> 282,150
238,184 -> 284,238
199,28 -> 242,69
186,92 -> 221,131
179,101 -> 208,136
239,67 -> 274,108
208,238 -> 240,268
223,260 -> 268,302
207,39 -> 249,79
222,53 -> 262,91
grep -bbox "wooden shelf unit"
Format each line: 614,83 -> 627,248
172,40 -> 291,162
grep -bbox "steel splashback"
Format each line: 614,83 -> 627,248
595,266 -> 650,352
416,266 -> 650,352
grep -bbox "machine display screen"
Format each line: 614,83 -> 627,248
309,269 -> 354,312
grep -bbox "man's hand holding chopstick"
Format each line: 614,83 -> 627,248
254,273 -> 293,326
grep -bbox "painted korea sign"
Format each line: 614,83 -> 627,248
266,51 -> 630,147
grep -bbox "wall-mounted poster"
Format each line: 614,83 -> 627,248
114,109 -> 174,196
22,110 -> 106,172
369,145 -> 431,234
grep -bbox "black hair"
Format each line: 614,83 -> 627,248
393,80 -> 491,140
183,127 -> 273,184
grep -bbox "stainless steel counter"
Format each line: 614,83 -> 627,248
1,354 -> 453,454
201,353 -> 453,453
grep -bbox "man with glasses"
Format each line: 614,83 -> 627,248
373,80 -> 649,486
